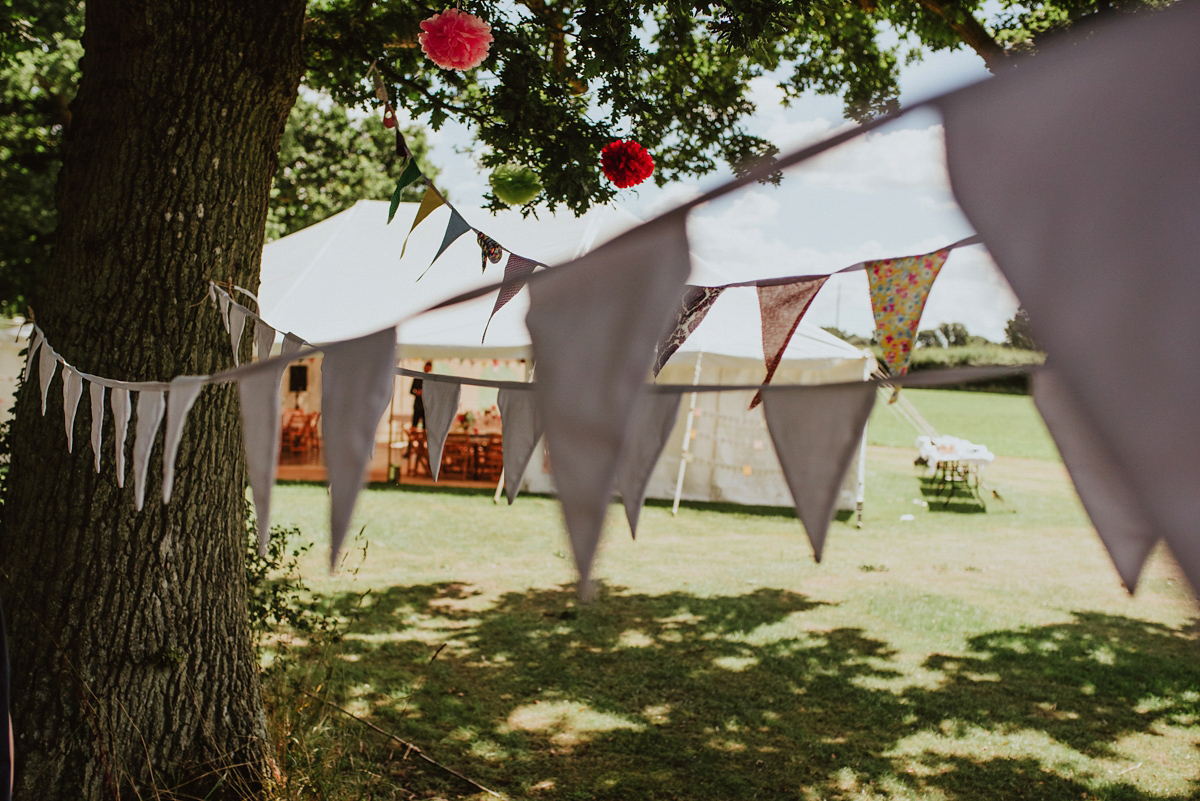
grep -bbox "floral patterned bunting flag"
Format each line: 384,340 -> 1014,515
866,249 -> 951,375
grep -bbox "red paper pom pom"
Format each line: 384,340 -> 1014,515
418,9 -> 493,71
601,139 -> 655,188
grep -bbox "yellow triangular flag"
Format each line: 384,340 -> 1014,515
400,186 -> 446,260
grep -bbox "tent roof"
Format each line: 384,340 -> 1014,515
259,199 -> 868,367
260,199 -> 635,352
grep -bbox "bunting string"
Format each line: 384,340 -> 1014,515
400,363 -> 1030,394
385,129 -> 548,288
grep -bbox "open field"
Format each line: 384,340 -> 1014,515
264,390 -> 1199,800
869,388 -> 1061,462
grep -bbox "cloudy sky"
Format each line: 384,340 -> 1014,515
407,42 -> 1020,342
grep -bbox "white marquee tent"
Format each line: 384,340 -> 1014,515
259,199 -> 874,510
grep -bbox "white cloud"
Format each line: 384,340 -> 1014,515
797,124 -> 951,195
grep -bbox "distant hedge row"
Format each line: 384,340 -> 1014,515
875,345 -> 1045,394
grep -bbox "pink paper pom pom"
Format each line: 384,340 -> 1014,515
419,9 -> 493,71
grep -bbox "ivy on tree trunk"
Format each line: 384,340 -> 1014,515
0,1 -> 305,798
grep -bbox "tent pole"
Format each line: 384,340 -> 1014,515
671,351 -> 704,516
856,354 -> 871,528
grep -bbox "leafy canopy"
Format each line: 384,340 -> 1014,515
304,0 -> 1166,213
0,0 -> 1170,314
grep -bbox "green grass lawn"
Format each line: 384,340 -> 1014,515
869,388 -> 1062,462
262,391 -> 1198,801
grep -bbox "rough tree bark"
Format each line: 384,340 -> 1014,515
0,1 -> 305,798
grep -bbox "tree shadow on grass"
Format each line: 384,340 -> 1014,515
293,586 -> 1200,800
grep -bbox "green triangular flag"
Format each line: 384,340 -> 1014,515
399,185 -> 446,259
387,160 -> 424,224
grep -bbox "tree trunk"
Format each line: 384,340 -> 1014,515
0,2 -> 305,798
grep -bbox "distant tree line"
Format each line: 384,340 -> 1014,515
824,309 -> 1043,393
824,308 -> 1041,352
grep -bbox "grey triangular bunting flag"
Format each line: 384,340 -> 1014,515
228,304 -> 248,366
162,376 -> 206,504
90,382 -> 106,472
497,386 -> 542,504
1033,369 -> 1159,591
526,210 -> 692,595
321,327 -> 397,570
238,361 -> 290,553
422,379 -> 461,482
61,367 -> 83,452
133,389 -> 166,511
616,392 -> 680,538
939,0 -> 1200,594
762,382 -> 876,562
111,387 -> 131,488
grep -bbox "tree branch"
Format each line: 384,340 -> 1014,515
914,0 -> 1007,72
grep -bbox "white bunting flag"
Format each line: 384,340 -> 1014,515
496,386 -> 542,505
25,329 -> 43,382
61,368 -> 83,452
38,346 -> 58,415
111,387 -> 131,487
1033,369 -> 1159,591
421,379 -> 461,482
219,293 -> 232,333
762,382 -> 876,561
228,304 -> 248,366
89,382 -> 106,472
255,320 -> 276,362
238,362 -> 290,553
525,210 -> 692,594
162,376 -> 206,504
133,390 -> 166,510
940,0 -> 1200,592
321,327 -> 397,570
281,332 -> 306,358
615,392 -> 680,538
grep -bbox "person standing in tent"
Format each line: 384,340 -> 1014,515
411,361 -> 433,429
